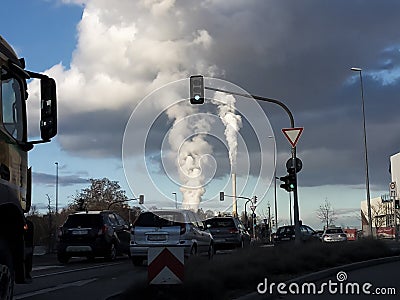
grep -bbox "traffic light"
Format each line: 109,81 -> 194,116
190,75 -> 204,104
253,196 -> 257,204
279,173 -> 296,192
220,192 -> 224,201
395,199 -> 400,210
139,194 -> 144,204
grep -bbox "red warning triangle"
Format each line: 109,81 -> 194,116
282,127 -> 304,148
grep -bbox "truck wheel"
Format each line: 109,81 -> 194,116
0,239 -> 14,300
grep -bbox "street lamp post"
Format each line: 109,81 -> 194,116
351,67 -> 373,237
55,162 -> 59,215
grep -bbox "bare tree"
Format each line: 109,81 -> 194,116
317,198 -> 337,229
67,178 -> 130,221
371,201 -> 387,230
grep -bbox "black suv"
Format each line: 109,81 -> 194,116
204,216 -> 251,250
57,211 -> 130,263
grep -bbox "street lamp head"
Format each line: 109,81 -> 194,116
351,67 -> 362,72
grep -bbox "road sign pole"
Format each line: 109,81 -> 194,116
291,147 -> 301,244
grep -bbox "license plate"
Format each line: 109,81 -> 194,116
148,234 -> 167,241
281,237 -> 290,241
214,239 -> 226,243
72,230 -> 88,235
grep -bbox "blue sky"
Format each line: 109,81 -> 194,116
2,0 -> 400,230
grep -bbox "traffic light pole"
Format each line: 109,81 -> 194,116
206,86 -> 301,244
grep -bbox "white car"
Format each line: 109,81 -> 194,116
130,209 -> 214,266
322,227 -> 348,243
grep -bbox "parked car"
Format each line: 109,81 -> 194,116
322,227 -> 348,243
130,209 -> 214,266
274,224 -> 320,243
203,216 -> 251,250
57,211 -> 131,263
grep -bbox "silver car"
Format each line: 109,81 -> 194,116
130,209 -> 214,266
322,227 -> 348,243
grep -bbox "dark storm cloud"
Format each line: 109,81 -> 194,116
196,0 -> 400,190
54,0 -> 400,191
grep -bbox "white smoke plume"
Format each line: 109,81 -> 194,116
166,105 -> 214,211
213,92 -> 242,173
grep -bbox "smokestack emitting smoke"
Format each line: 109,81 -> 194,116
166,92 -> 242,212
232,173 -> 237,216
214,92 -> 242,216
214,93 -> 242,173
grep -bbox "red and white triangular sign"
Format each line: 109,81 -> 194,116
282,127 -> 304,148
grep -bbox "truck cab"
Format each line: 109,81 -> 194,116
0,35 -> 57,297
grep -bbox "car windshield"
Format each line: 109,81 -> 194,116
64,214 -> 103,228
204,218 -> 235,228
134,211 -> 185,227
325,228 -> 343,234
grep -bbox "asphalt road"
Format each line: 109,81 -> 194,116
14,255 -> 147,300
262,260 -> 400,300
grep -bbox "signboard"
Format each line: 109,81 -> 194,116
377,227 -> 395,239
344,228 -> 357,241
282,127 -> 304,148
390,182 -> 397,199
148,247 -> 184,285
286,157 -> 303,173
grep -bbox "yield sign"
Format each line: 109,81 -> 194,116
282,127 -> 304,148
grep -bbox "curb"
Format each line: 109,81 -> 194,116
234,255 -> 400,300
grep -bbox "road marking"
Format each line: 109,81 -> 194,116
32,262 -> 124,279
32,265 -> 64,271
14,278 -> 98,299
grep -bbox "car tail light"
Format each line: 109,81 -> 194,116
229,228 -> 239,234
180,223 -> 186,235
98,225 -> 108,235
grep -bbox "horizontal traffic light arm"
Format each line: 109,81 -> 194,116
205,86 -> 294,128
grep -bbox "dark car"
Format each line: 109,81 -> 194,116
57,210 -> 131,263
203,216 -> 251,250
274,225 -> 320,244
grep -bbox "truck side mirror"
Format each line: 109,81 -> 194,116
40,77 -> 57,141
